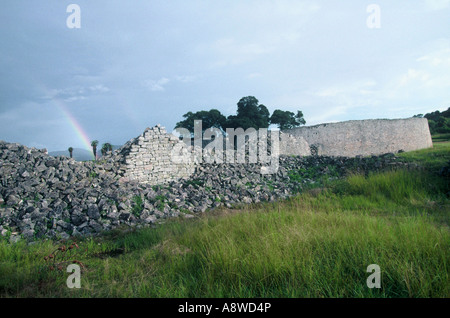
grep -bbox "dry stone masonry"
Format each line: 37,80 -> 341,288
110,126 -> 313,185
108,125 -> 195,185
285,118 -> 432,157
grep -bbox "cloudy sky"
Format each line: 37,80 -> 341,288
0,0 -> 449,151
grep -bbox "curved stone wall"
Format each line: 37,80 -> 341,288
284,118 -> 432,157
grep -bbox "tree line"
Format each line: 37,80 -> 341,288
174,96 -> 306,134
414,107 -> 450,135
67,142 -> 113,160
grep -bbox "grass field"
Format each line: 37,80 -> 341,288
397,140 -> 450,172
0,142 -> 449,298
431,133 -> 450,143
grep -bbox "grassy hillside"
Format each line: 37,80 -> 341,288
1,143 -> 449,298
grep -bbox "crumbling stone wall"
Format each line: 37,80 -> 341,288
1,138 -> 414,242
284,118 -> 433,157
114,125 -> 195,184
201,130 -> 311,161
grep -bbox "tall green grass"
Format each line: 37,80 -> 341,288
333,169 -> 448,222
398,141 -> 450,172
1,167 -> 448,298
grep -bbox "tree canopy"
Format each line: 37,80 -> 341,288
90,140 -> 99,159
270,110 -> 306,130
175,109 -> 227,134
101,143 -> 113,156
174,96 -> 306,134
415,107 -> 450,134
228,96 -> 270,130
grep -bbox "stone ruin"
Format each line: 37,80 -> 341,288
110,117 -> 432,185
109,124 -> 196,185
285,117 -> 433,157
0,117 -> 434,242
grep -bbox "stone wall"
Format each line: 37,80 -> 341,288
279,132 -> 311,156
112,117 -> 432,185
114,125 -> 195,184
284,118 -> 432,157
201,130 -> 312,161
1,138 -> 416,242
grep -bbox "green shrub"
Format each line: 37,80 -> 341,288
131,196 -> 144,218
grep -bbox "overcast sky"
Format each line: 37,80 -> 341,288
1,0 -> 449,151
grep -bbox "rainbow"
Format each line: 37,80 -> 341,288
35,78 -> 94,157
53,98 -> 94,153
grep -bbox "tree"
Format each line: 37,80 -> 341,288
68,147 -> 73,159
295,110 -> 306,126
427,119 -> 437,133
175,109 -> 227,135
270,110 -> 306,130
226,96 -> 270,130
423,107 -> 450,134
257,104 -> 271,128
173,96 -> 307,136
225,115 -> 255,131
101,143 -> 113,157
91,140 -> 99,160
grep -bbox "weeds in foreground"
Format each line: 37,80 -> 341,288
41,242 -> 86,273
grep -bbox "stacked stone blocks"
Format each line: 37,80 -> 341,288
122,125 -> 195,184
